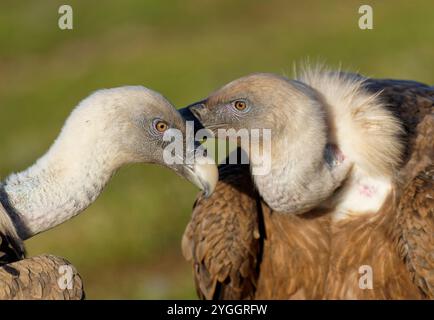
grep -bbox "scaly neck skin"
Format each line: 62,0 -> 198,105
2,130 -> 122,240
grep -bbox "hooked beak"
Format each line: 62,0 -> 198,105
180,162 -> 218,197
178,104 -> 206,131
177,104 -> 218,197
184,102 -> 209,124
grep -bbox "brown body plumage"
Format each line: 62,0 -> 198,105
0,254 -> 84,300
1,203 -> 85,299
182,77 -> 434,299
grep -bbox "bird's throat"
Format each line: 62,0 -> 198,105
250,126 -> 337,214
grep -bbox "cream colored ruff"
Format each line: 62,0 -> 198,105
298,69 -> 403,220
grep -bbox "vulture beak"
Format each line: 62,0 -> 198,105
181,161 -> 218,197
178,104 -> 205,131
177,104 -> 218,197
187,103 -> 208,123
178,105 -> 198,122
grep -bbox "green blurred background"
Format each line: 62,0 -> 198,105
0,0 -> 433,299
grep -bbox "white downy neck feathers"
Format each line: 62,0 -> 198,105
298,68 -> 404,220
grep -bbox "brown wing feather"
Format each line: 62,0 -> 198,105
182,156 -> 261,300
365,78 -> 434,297
393,114 -> 434,298
0,254 -> 84,299
397,163 -> 434,298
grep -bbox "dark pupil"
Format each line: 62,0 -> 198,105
237,102 -> 245,109
158,122 -> 166,130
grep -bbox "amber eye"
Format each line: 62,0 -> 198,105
155,120 -> 168,132
234,100 -> 247,111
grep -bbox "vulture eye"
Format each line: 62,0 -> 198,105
154,120 -> 169,133
233,100 -> 247,111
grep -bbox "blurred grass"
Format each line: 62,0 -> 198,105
0,0 -> 433,299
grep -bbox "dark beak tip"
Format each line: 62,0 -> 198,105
178,107 -> 197,122
179,104 -> 206,131
189,107 -> 201,120
189,103 -> 207,120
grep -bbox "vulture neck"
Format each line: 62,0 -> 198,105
1,126 -> 122,240
250,107 -> 329,213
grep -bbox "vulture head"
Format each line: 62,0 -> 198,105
185,73 -> 321,136
1,86 -> 218,239
60,86 -> 218,193
181,73 -> 350,214
181,71 -> 403,216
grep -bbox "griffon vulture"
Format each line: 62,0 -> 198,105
0,86 -> 218,299
181,70 -> 433,299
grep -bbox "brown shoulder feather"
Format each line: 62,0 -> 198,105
0,254 -> 84,299
182,154 -> 261,300
393,113 -> 434,298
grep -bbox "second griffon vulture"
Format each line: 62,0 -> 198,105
0,86 -> 218,299
181,69 -> 434,299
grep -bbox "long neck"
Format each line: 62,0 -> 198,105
250,105 -> 329,212
1,129 -> 120,240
